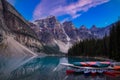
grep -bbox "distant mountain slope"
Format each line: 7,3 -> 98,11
31,16 -> 112,53
0,0 -> 112,54
30,16 -> 71,53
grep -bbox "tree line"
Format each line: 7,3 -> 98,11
68,21 -> 120,61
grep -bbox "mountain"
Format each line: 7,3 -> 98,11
32,16 -> 112,53
0,0 -> 42,50
0,0 -> 44,75
31,16 -> 71,53
63,21 -> 78,43
0,0 -> 111,54
78,25 -> 95,40
90,25 -> 110,38
33,16 -> 68,43
0,0 -> 42,72
0,0 -> 114,78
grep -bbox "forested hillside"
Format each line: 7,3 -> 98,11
68,21 -> 120,61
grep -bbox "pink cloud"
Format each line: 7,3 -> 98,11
33,0 -> 110,20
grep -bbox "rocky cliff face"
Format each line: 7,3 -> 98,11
0,0 -> 43,76
32,16 -> 111,53
63,21 -> 78,43
33,16 -> 68,44
78,25 -> 95,40
0,0 -> 112,54
31,16 -> 72,53
0,0 -> 42,51
90,25 -> 110,39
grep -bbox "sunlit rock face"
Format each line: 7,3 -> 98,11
32,15 -> 112,53
0,0 -> 112,54
0,0 -> 42,50
0,0 -> 43,77
63,21 -> 79,43
33,15 -> 111,45
34,16 -> 68,44
32,16 -> 73,53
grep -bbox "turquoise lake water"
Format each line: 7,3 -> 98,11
8,56 -> 120,80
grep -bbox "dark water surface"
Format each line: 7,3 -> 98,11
7,56 -> 120,80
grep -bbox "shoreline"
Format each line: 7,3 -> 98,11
37,53 -> 115,62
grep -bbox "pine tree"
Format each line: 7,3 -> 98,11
68,21 -> 120,61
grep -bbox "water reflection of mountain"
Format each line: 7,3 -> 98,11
9,56 -> 60,80
5,57 -> 120,80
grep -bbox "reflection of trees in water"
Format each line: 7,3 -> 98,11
8,57 -> 120,80
68,57 -> 83,64
68,57 -> 104,64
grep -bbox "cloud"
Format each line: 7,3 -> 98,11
33,0 -> 110,21
7,0 -> 16,6
61,17 -> 70,23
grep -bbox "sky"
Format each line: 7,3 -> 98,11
7,0 -> 120,28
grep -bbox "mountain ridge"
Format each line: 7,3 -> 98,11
0,0 -> 114,54
31,15 -> 113,53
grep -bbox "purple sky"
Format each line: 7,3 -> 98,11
7,0 -> 120,28
33,0 -> 109,21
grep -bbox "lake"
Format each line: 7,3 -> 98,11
5,56 -> 120,80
